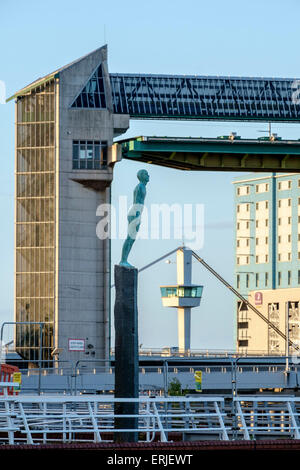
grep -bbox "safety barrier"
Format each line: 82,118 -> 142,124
0,394 -> 300,445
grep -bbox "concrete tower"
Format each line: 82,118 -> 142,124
160,247 -> 203,352
9,45 -> 129,364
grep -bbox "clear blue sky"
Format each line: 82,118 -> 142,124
1,0 -> 300,350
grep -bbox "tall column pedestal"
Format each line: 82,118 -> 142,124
114,265 -> 139,442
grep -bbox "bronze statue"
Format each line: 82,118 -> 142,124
120,169 -> 150,268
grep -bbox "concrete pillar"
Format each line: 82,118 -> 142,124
178,308 -> 191,351
114,265 -> 139,442
177,248 -> 192,352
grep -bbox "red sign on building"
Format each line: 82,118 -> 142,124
255,292 -> 263,305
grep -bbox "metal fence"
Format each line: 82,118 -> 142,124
1,394 -> 300,445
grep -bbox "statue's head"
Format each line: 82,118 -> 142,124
137,169 -> 149,184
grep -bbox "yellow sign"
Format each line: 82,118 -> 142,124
194,370 -> 202,393
12,372 -> 22,387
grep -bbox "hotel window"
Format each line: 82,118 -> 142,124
278,254 -> 281,261
256,255 -> 259,263
288,198 -> 291,206
265,254 -> 269,262
278,218 -> 281,226
278,200 -> 281,207
288,234 -> 291,243
72,140 -> 108,170
256,202 -> 259,210
265,201 -> 269,209
288,252 -> 291,261
288,271 -> 292,285
265,236 -> 268,244
246,221 -> 250,229
246,274 -> 249,288
278,271 -> 281,286
278,235 -> 281,243
237,257 -> 240,265
298,270 -> 300,284
288,216 -> 292,225
278,182 -> 282,190
256,220 -> 259,228
255,273 -> 259,288
256,238 -> 259,245
237,222 -> 240,230
237,205 -> 240,212
237,275 -> 240,289
265,272 -> 269,286
265,219 -> 268,227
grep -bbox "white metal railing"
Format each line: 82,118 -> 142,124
0,395 -> 228,445
233,396 -> 300,440
1,394 -> 300,445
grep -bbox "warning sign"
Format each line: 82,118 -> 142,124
194,370 -> 202,393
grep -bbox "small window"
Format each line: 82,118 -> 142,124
265,236 -> 268,244
238,340 -> 248,347
265,272 -> 269,286
278,271 -> 281,286
265,219 -> 268,227
237,274 -> 240,289
238,322 -> 249,329
298,270 -> 300,285
265,201 -> 269,209
288,234 -> 291,243
246,274 -> 249,288
255,273 -> 259,288
288,216 -> 292,224
278,253 -> 281,261
265,254 -> 269,263
256,202 -> 259,210
278,199 -> 281,207
278,235 -> 281,243
288,271 -> 291,285
288,198 -> 291,206
72,140 -> 108,170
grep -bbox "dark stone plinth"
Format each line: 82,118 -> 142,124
114,265 -> 139,442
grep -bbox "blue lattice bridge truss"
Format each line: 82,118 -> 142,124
110,73 -> 300,122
